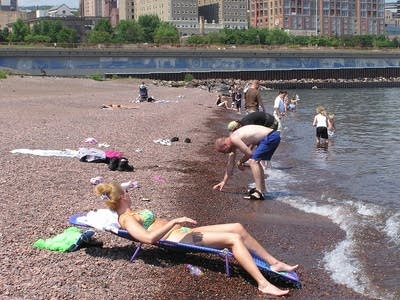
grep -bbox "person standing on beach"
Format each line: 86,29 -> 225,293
313,106 -> 328,146
273,90 -> 287,131
234,88 -> 243,113
244,80 -> 266,113
213,125 -> 280,200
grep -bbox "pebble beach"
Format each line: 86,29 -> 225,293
0,76 -> 371,299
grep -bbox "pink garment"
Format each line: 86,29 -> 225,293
105,150 -> 124,159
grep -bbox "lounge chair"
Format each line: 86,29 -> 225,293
69,211 -> 302,289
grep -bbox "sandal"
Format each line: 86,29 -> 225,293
244,189 -> 265,200
247,187 -> 257,194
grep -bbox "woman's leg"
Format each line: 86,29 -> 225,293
191,223 -> 297,273
171,230 -> 289,296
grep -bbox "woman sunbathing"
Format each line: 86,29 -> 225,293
95,182 -> 298,297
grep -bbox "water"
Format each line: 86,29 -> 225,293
260,88 -> 400,299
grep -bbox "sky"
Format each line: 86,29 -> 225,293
19,1 -> 79,8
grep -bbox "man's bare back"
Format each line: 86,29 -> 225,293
230,125 -> 274,147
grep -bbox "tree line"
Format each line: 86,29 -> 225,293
0,15 -> 180,45
1,14 -> 399,49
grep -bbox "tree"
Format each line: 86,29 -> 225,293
114,20 -> 144,43
9,19 -> 30,42
93,19 -> 113,34
138,15 -> 161,42
32,19 -> 63,42
0,27 -> 9,42
88,19 -> 113,44
153,22 -> 179,44
87,30 -> 112,44
56,27 -> 78,44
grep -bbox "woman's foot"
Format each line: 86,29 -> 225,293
258,282 -> 290,296
270,261 -> 299,273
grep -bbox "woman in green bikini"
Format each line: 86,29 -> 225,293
95,182 -> 298,297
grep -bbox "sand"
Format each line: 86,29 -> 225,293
0,76 -> 370,299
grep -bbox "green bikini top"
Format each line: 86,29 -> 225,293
136,209 -> 156,230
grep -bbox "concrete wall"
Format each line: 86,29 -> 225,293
0,47 -> 399,77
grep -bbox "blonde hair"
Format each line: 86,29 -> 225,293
328,113 -> 335,119
95,182 -> 124,211
227,120 -> 240,132
316,105 -> 325,114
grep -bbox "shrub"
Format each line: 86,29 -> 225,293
184,73 -> 194,82
0,70 -> 7,79
89,73 -> 104,81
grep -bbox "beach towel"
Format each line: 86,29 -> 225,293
33,227 -> 94,252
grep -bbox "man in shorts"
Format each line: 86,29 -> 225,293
213,125 -> 280,200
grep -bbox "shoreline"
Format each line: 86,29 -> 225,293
0,76 -> 371,299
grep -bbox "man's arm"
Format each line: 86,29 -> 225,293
257,92 -> 266,112
213,151 -> 236,191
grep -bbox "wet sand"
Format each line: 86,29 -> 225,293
0,76 -> 371,299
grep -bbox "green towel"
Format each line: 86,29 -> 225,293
33,227 -> 83,252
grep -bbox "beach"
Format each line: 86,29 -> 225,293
0,76 -> 370,299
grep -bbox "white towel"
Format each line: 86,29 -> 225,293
77,209 -> 120,231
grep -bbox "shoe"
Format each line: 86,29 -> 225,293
90,176 -> 104,185
118,158 -> 134,172
170,136 -> 179,142
247,187 -> 257,194
108,157 -> 120,171
184,138 -> 191,143
121,180 -> 139,190
243,189 -> 265,200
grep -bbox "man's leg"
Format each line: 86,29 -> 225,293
249,159 -> 266,194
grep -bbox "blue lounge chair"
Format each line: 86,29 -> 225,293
69,212 -> 301,289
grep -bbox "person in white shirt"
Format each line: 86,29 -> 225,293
273,91 -> 287,131
312,106 -> 328,147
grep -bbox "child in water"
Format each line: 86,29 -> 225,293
313,105 -> 328,147
327,113 -> 336,137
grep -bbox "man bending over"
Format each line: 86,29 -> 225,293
213,125 -> 280,200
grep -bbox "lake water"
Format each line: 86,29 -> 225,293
260,88 -> 400,300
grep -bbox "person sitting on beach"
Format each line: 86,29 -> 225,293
95,182 -> 298,297
216,94 -> 231,109
313,105 -> 328,147
227,111 -> 278,133
213,125 -> 280,200
138,82 -> 148,102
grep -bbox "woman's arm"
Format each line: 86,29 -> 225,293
123,216 -> 196,244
